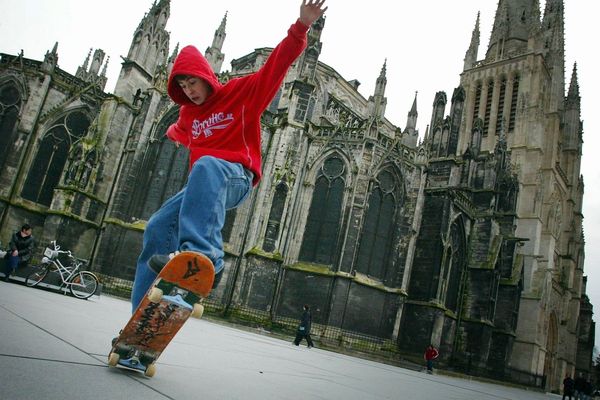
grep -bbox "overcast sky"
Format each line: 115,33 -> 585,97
1,0 -> 599,345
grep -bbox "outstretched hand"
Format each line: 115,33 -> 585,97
300,0 -> 327,27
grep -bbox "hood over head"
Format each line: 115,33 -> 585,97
167,45 -> 222,105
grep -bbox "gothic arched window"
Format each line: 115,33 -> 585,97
299,155 -> 346,265
263,181 -> 288,252
130,113 -> 188,220
483,79 -> 494,136
22,111 -> 90,206
508,75 -> 520,132
0,83 -> 22,172
495,77 -> 507,134
472,82 -> 482,127
442,219 -> 466,312
355,168 -> 402,281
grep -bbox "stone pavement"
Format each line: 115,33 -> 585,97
0,279 -> 562,400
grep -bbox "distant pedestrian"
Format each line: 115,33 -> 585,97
563,374 -> 574,400
424,344 -> 439,374
584,379 -> 593,400
3,224 -> 34,282
574,373 -> 586,400
293,305 -> 314,348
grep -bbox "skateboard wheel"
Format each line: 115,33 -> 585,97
191,303 -> 204,319
145,363 -> 157,377
147,287 -> 163,303
108,352 -> 120,367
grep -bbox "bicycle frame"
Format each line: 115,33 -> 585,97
42,249 -> 82,285
27,241 -> 99,300
41,243 -> 88,288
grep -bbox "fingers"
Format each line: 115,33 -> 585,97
304,0 -> 327,11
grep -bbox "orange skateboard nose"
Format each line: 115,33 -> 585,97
158,252 -> 215,297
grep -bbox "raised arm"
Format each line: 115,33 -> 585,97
299,0 -> 328,27
243,0 -> 328,112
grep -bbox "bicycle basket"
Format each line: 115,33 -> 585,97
44,247 -> 58,258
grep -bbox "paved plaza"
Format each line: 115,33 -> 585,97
0,279 -> 562,400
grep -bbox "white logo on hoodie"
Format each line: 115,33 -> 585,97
191,112 -> 234,139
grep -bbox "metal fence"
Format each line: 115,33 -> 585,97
97,273 -> 544,389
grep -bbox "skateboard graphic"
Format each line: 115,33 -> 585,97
108,252 -> 214,377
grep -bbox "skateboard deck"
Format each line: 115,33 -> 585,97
108,251 -> 214,377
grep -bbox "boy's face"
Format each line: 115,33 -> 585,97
177,76 -> 212,105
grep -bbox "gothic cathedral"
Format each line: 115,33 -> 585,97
0,0 -> 592,391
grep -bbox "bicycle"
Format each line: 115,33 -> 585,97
26,241 -> 99,300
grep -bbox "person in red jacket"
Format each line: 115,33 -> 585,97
424,344 -> 439,374
130,0 -> 328,310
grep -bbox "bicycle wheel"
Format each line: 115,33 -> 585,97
69,271 -> 99,299
26,265 -> 50,287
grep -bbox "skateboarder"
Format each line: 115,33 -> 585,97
130,0 -> 328,311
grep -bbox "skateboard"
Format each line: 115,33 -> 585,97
108,251 -> 214,377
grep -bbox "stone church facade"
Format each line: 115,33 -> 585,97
0,0 -> 592,391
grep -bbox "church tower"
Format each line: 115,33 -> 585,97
456,0 -> 584,391
113,0 -> 171,97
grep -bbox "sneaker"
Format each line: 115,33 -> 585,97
148,254 -> 172,274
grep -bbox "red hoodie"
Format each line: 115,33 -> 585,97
166,19 -> 310,186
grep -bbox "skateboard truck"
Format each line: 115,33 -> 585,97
163,287 -> 193,311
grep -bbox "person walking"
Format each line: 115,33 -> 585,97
424,344 -> 439,374
293,305 -> 314,348
563,374 -> 575,400
574,373 -> 586,400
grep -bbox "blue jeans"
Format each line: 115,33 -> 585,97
3,254 -> 20,278
426,360 -> 433,371
130,156 -> 252,311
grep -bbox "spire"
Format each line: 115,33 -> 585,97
404,91 -> 419,147
374,59 -> 387,97
409,91 -> 418,116
214,12 -> 227,49
562,62 -> 582,178
76,48 -> 92,80
566,63 -> 580,107
541,0 -> 565,111
101,56 -> 109,77
82,48 -> 91,70
486,0 -> 541,61
529,0 -> 542,35
368,59 -> 387,119
463,12 -> 480,71
297,15 -> 325,82
541,0 -> 565,63
167,43 -> 179,75
41,42 -> 59,72
205,12 -> 227,73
